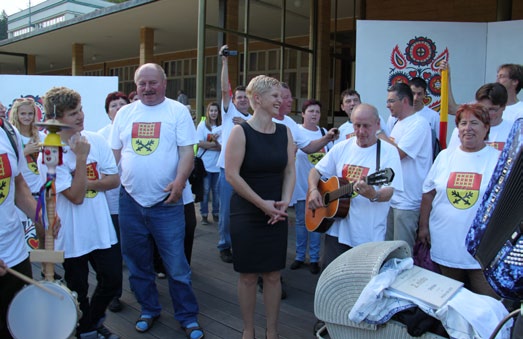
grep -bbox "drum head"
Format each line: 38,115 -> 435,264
8,282 -> 78,339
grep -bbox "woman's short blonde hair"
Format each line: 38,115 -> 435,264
246,75 -> 280,106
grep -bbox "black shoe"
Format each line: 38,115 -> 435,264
220,249 -> 233,263
290,260 -> 304,270
97,325 -> 120,339
213,214 -> 219,223
310,262 -> 320,275
108,297 -> 122,312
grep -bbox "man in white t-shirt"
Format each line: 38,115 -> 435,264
308,103 -> 403,266
111,64 -> 204,338
216,45 -> 252,264
387,78 -> 441,160
0,118 -> 45,339
42,86 -> 122,339
496,64 -> 523,122
379,83 -> 432,251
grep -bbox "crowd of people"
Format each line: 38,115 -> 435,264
0,47 -> 522,339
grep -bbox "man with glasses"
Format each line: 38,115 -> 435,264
447,83 -> 512,151
378,83 -> 432,251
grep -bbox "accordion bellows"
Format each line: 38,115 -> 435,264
467,118 -> 523,300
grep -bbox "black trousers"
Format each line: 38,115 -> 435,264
0,257 -> 32,339
63,244 -> 122,335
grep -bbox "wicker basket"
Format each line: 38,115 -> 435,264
314,240 -> 446,339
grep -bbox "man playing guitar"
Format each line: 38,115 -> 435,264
307,103 -> 404,269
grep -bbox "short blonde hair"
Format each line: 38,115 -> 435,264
246,75 -> 280,107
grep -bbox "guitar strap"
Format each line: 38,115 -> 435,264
376,139 -> 381,171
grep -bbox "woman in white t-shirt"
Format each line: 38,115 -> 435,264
196,102 -> 222,224
418,103 -> 500,299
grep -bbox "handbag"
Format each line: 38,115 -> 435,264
189,149 -> 207,202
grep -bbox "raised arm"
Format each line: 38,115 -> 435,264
439,60 -> 459,116
220,45 -> 232,111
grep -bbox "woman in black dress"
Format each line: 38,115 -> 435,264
225,75 -> 295,339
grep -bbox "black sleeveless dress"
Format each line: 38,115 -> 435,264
230,122 -> 289,273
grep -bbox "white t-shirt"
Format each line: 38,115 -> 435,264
503,101 -> 523,122
390,114 -> 432,210
111,99 -> 197,207
291,125 -> 332,204
217,98 -> 251,169
273,115 -> 309,149
387,106 -> 439,137
335,120 -> 355,145
315,138 -> 403,247
98,123 -> 119,215
19,131 -> 46,193
0,127 -> 28,267
196,121 -> 221,173
417,105 -> 440,138
423,146 -> 500,269
448,119 -> 513,152
43,131 -> 118,259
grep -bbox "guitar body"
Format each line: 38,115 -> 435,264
305,177 -> 351,233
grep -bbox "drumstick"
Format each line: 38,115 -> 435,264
7,267 -> 64,300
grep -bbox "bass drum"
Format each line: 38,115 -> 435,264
7,281 -> 80,339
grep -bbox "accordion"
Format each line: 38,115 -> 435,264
466,118 -> 523,300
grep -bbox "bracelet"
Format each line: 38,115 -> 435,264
370,189 -> 380,202
310,187 -> 319,193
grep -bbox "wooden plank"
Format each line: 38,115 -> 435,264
23,204 -> 329,339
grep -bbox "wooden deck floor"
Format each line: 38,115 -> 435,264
32,206 -> 325,339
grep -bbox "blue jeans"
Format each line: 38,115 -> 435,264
294,200 -> 321,263
217,168 -> 232,250
200,171 -> 220,217
119,188 -> 199,327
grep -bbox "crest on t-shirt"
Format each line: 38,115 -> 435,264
342,164 -> 369,198
308,147 -> 327,165
26,154 -> 39,175
344,132 -> 355,140
446,172 -> 482,209
132,122 -> 161,155
486,141 -> 504,151
0,153 -> 13,204
85,162 -> 99,198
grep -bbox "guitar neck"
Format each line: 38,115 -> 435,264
327,182 -> 353,203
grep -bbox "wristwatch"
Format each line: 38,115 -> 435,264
370,190 -> 380,202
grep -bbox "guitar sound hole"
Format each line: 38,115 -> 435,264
323,193 -> 330,207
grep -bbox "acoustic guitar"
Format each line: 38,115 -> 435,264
305,168 -> 395,233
